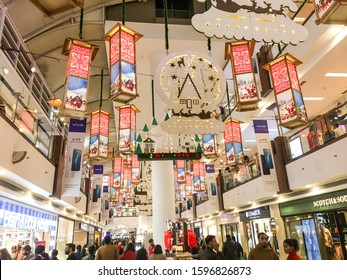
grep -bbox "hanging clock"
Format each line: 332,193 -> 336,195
154,51 -> 226,134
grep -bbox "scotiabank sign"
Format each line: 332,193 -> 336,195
0,198 -> 57,232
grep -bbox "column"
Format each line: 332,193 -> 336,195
151,160 -> 175,249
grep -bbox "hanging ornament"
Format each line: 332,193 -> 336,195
185,173 -> 193,198
113,157 -> 124,189
202,134 -> 219,158
224,118 -> 244,166
131,154 -> 141,185
89,110 -> 110,159
263,53 -> 308,129
61,37 -> 99,118
176,160 -> 186,184
117,104 -> 140,154
103,24 -> 143,103
314,0 -> 347,25
192,161 -> 206,193
226,40 -> 260,111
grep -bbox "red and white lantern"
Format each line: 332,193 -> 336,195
192,161 -> 206,193
89,110 -> 110,159
117,104 -> 140,154
264,53 -> 308,129
226,40 -> 259,111
224,118 -> 244,166
103,23 -> 143,103
132,154 -> 141,185
61,37 -> 99,118
176,160 -> 186,184
113,157 -> 123,189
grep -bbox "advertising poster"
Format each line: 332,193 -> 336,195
90,165 -> 103,215
253,120 -> 278,192
62,118 -> 87,197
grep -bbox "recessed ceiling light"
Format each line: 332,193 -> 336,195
325,73 -> 347,77
303,97 -> 325,101
244,140 -> 256,142
243,148 -> 252,151
293,17 -> 305,22
31,66 -> 36,73
3,67 -> 9,75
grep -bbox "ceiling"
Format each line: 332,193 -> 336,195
2,0 -> 347,171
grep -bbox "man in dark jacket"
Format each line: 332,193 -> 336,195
232,235 -> 244,259
199,235 -> 220,260
222,234 -> 238,260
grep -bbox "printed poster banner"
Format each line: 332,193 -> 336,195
253,120 -> 278,192
62,118 -> 87,197
101,176 -> 109,222
90,165 -> 103,215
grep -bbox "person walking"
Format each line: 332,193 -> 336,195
120,243 -> 136,260
148,239 -> 156,258
50,249 -> 59,260
82,245 -> 96,260
199,235 -> 219,260
283,239 -> 302,260
149,245 -> 166,260
232,236 -> 244,259
95,236 -> 119,260
222,234 -> 238,260
248,232 -> 279,260
136,247 -> 148,260
65,243 -> 77,260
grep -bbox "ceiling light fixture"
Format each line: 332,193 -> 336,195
325,73 -> 347,77
3,67 -> 9,75
31,66 -> 36,73
244,139 -> 256,142
303,97 -> 325,101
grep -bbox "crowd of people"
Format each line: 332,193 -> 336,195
0,233 -> 302,260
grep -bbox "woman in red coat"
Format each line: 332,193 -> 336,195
283,239 -> 302,260
120,243 -> 137,260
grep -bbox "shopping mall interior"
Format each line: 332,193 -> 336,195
0,0 -> 346,260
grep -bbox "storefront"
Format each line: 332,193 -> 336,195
73,222 -> 89,247
239,206 -> 278,255
0,197 -> 57,254
219,213 -> 241,243
280,189 -> 347,260
94,227 -> 102,246
56,216 -> 74,260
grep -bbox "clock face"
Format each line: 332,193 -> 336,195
155,51 -> 226,115
154,51 -> 226,134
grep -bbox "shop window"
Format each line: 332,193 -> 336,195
155,0 -> 191,19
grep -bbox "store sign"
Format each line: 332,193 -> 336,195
239,206 -> 271,222
79,222 -> 88,231
0,199 -> 57,232
280,189 -> 347,216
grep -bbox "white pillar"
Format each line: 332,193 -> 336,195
151,161 -> 175,249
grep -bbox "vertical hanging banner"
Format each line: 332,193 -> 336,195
263,53 -> 308,129
131,154 -> 140,185
224,118 -> 244,166
103,23 -> 143,103
61,37 -> 99,118
192,161 -> 206,193
253,120 -> 278,192
117,104 -> 140,154
90,165 -> 103,215
62,118 -> 87,197
89,110 -> 110,159
101,176 -> 110,222
113,157 -> 123,189
226,40 -> 260,111
176,160 -> 186,183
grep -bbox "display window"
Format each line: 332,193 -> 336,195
56,217 -> 74,260
283,211 -> 347,260
0,198 -> 57,257
220,223 -> 240,243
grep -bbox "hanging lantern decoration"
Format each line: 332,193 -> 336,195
226,40 -> 259,111
61,37 -> 99,118
89,110 -> 110,159
202,134 -> 218,158
108,172 -> 114,190
117,104 -> 140,154
185,173 -> 193,198
224,118 -> 244,166
263,53 -> 308,129
132,154 -> 141,185
121,166 -> 132,193
192,161 -> 206,193
314,0 -> 347,25
113,157 -> 123,189
176,160 -> 186,184
103,23 -> 143,103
